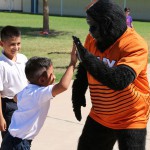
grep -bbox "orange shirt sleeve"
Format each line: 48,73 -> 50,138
117,31 -> 148,77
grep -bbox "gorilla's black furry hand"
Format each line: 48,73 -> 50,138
72,36 -> 88,62
72,63 -> 88,121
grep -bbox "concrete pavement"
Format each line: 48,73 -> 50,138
0,65 -> 150,150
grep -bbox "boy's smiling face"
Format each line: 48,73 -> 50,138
0,36 -> 21,60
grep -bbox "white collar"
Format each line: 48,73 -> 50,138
1,50 -> 21,66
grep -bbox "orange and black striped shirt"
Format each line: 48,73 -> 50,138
84,27 -> 150,129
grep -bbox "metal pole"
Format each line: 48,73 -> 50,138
124,0 -> 127,8
34,0 -> 36,14
9,0 -> 12,12
21,0 -> 23,12
60,0 -> 63,16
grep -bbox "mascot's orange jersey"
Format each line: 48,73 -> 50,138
84,27 -> 150,129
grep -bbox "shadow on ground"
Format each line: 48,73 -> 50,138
0,26 -> 72,39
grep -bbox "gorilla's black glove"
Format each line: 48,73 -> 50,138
72,36 -> 88,62
72,63 -> 88,121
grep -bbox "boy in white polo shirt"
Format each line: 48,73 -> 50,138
1,44 -> 77,149
0,26 -> 28,140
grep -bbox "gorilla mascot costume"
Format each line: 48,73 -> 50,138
72,0 -> 150,150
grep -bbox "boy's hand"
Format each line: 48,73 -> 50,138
0,117 -> 6,131
13,95 -> 18,102
70,42 -> 77,66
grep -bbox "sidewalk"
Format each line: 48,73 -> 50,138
0,65 -> 150,149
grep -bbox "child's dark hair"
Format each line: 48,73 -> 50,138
25,56 -> 52,84
124,7 -> 130,12
0,25 -> 21,41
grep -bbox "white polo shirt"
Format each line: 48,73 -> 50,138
0,51 -> 28,99
9,84 -> 54,140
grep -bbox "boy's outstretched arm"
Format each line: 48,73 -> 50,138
52,43 -> 77,97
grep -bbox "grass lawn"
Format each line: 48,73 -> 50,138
0,12 -> 150,81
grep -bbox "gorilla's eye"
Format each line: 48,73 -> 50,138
89,25 -> 97,32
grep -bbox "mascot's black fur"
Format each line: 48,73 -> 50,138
72,0 -> 136,121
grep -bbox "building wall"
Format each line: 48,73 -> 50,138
38,0 -> 61,15
37,0 -> 90,16
1,0 -> 150,21
0,0 -> 22,11
22,0 -> 31,13
34,0 -> 150,21
124,0 -> 150,21
115,0 -> 150,21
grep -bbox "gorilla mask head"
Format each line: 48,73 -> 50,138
86,0 -> 127,52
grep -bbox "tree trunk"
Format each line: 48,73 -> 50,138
43,0 -> 50,34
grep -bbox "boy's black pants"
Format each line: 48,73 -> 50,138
78,116 -> 146,150
1,132 -> 32,150
1,98 -> 17,139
